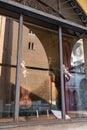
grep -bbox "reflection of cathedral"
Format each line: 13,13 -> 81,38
64,39 -> 86,112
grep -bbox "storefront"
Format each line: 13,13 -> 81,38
0,0 -> 87,127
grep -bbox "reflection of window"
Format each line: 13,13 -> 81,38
28,42 -> 34,50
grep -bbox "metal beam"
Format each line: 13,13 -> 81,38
0,0 -> 87,34
15,14 -> 23,123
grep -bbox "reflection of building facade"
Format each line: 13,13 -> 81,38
66,63 -> 86,111
0,18 -> 59,116
65,39 -> 86,112
0,0 -> 87,127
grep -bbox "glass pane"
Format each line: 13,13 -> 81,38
0,16 -> 18,123
63,28 -> 87,119
19,23 -> 61,121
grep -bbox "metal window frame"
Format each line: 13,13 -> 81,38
15,14 -> 23,123
59,26 -> 65,119
0,0 -> 87,124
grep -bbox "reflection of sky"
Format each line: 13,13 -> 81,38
71,39 -> 84,66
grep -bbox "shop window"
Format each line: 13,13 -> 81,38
20,27 -> 60,121
64,38 -> 87,118
0,16 -> 17,123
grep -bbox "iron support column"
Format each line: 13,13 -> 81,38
14,14 -> 23,122
59,26 -> 65,119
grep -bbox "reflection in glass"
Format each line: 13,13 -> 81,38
0,16 -> 17,123
64,38 -> 87,118
19,26 -> 61,121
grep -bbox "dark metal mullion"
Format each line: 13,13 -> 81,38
14,14 -> 23,123
58,0 -> 66,119
59,26 -> 65,119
